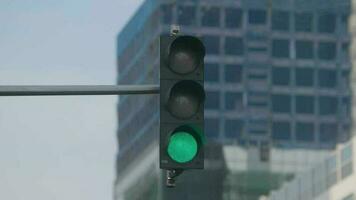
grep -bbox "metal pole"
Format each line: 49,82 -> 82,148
0,85 -> 159,96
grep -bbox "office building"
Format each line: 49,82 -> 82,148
115,0 -> 352,199
266,137 -> 355,200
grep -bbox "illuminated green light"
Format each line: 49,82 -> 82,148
167,131 -> 198,163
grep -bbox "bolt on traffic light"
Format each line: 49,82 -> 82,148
160,35 -> 205,170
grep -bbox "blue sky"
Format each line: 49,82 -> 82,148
0,0 -> 143,199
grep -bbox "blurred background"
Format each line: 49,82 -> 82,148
1,0 -> 356,200
0,1 -> 143,200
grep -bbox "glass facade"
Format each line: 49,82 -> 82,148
268,141 -> 355,200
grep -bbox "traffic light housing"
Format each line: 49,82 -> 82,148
160,35 -> 205,170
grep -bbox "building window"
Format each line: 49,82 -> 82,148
161,4 -> 173,24
225,92 -> 243,110
296,40 -> 314,59
341,42 -> 350,60
318,42 -> 336,60
318,69 -> 337,88
296,122 -> 315,142
205,91 -> 220,110
272,39 -> 290,58
248,9 -> 267,25
248,71 -> 267,80
319,123 -> 337,142
326,156 -> 337,171
205,118 -> 220,138
272,121 -> 291,140
326,156 -> 337,187
341,70 -> 350,90
342,194 -> 355,200
225,37 -> 244,55
248,47 -> 267,53
248,119 -> 268,135
225,119 -> 243,138
177,5 -> 196,26
318,12 -> 336,33
341,145 -> 353,179
341,14 -> 349,33
225,65 -> 243,83
272,67 -> 290,86
342,145 -> 353,163
319,96 -> 338,115
247,92 -> 268,107
201,7 -> 220,27
342,96 -> 351,116
296,68 -> 314,87
225,8 -> 243,28
272,10 -> 290,31
341,162 -> 353,179
272,94 -> 291,113
205,63 -> 219,82
295,12 -> 313,32
296,95 -> 315,114
202,35 -> 220,55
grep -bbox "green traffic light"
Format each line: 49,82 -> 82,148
167,131 -> 198,163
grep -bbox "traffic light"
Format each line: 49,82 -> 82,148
160,35 -> 205,170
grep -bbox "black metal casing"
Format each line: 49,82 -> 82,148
159,35 -> 205,170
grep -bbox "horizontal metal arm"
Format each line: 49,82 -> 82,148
0,85 -> 160,96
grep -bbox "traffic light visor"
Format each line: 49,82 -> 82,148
168,36 -> 205,75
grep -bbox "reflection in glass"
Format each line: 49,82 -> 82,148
296,40 -> 314,59
318,42 -> 337,60
225,92 -> 243,110
320,123 -> 338,143
205,91 -> 220,110
272,67 -> 290,86
205,63 -> 219,83
202,35 -> 220,55
225,65 -> 243,83
272,121 -> 291,140
248,9 -> 266,25
225,37 -> 244,55
296,95 -> 315,114
272,10 -> 290,31
296,68 -> 314,87
318,12 -> 336,33
201,6 -> 220,27
225,119 -> 243,138
272,39 -> 290,58
319,96 -> 338,115
296,122 -> 315,142
318,69 -> 337,88
205,118 -> 219,138
225,8 -> 242,28
272,94 -> 291,113
295,12 -> 313,32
